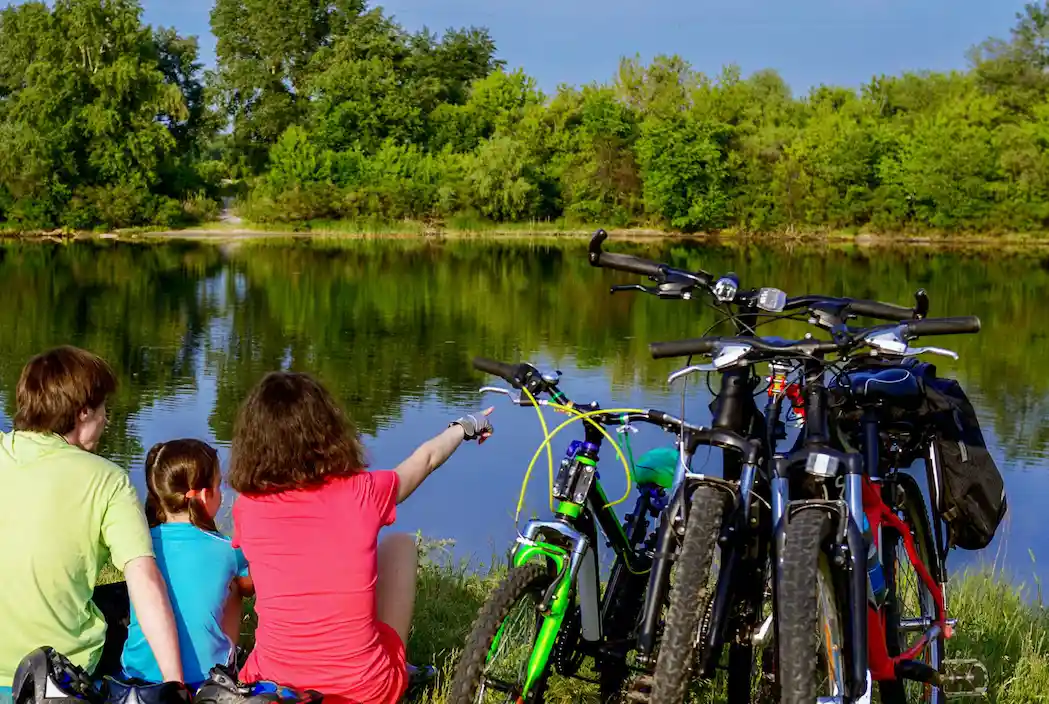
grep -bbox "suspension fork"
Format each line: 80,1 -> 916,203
699,443 -> 763,676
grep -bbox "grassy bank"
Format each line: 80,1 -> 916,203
99,550 -> 1049,703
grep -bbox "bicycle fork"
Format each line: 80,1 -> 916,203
774,449 -> 870,703
510,520 -> 593,697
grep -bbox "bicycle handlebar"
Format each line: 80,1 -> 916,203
901,316 -> 981,337
649,336 -> 840,360
841,298 -> 917,321
588,229 -> 714,287
472,357 -> 521,383
589,230 -> 926,326
648,315 -> 982,361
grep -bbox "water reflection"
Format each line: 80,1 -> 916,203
0,239 -> 1045,584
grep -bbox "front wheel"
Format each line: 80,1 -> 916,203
650,484 -> 727,704
449,563 -> 557,704
776,509 -> 848,704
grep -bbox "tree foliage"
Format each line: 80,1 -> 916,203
5,0 -> 1049,233
226,1 -> 1049,234
0,0 -> 220,230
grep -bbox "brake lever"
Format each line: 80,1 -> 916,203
667,364 -> 718,385
905,345 -> 959,360
861,331 -> 959,360
478,386 -> 535,406
610,284 -> 658,295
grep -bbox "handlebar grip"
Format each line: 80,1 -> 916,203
901,316 -> 981,337
588,229 -> 664,277
472,357 -> 519,383
647,409 -> 670,425
845,299 -> 916,321
592,252 -> 664,278
649,337 -> 718,359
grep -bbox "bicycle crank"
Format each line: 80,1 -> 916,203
940,658 -> 989,698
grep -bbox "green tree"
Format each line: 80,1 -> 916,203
0,0 -> 206,230
210,0 -> 367,168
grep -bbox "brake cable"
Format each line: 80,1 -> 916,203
514,385 -> 645,526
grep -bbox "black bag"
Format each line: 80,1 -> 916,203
922,374 -> 1008,551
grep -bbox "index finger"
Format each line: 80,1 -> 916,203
482,406 -> 494,416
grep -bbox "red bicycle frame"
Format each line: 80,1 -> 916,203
861,477 -> 948,681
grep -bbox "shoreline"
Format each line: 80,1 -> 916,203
6,223 -> 1049,250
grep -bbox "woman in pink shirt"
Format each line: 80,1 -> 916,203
227,371 -> 492,704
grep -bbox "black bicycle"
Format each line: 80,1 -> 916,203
588,232 -> 932,704
646,315 -> 989,703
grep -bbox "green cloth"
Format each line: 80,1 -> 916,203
0,431 -> 153,686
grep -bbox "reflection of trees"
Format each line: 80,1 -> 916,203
0,242 -> 224,464
206,239 -> 1049,460
0,239 -> 1044,463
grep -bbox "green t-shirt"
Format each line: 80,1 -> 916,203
0,431 -> 153,685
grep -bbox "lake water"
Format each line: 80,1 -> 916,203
1,238 -> 1046,586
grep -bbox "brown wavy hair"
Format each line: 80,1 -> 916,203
145,439 -> 222,533
15,345 -> 117,436
228,371 -> 367,495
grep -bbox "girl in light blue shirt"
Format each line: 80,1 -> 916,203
121,439 -> 254,689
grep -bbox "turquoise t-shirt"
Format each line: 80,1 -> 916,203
121,524 -> 249,686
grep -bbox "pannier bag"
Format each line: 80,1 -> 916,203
923,373 -> 1008,551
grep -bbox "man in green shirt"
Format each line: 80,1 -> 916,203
0,346 -> 183,696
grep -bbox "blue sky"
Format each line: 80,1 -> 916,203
142,0 -> 1026,95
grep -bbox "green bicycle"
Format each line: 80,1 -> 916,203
449,357 -> 701,703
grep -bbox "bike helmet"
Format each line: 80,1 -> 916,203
102,678 -> 190,704
193,665 -> 323,704
11,647 -> 102,704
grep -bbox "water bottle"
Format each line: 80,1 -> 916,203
862,512 -> 887,608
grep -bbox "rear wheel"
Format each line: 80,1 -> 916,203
649,484 -> 727,704
449,563 -> 556,704
879,473 -> 944,704
776,509 -> 847,704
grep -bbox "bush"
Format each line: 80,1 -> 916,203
182,192 -> 221,223
82,181 -> 155,229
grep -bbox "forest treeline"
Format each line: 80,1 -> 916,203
2,0 -> 1049,233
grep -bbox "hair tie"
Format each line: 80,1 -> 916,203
186,489 -> 200,500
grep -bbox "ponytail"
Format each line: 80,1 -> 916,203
144,439 -> 222,533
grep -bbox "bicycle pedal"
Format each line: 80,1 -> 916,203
941,658 -> 988,698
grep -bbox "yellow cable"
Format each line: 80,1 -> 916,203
546,403 -> 636,510
518,385 -> 556,513
514,406 -> 646,522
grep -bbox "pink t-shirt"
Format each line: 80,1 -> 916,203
232,470 -> 404,704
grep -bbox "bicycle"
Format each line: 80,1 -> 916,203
448,358 -> 761,703
646,315 -> 990,703
589,231 -> 936,703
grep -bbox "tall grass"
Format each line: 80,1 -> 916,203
99,546 -> 1049,703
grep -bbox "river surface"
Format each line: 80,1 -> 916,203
1,238 -> 1046,586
